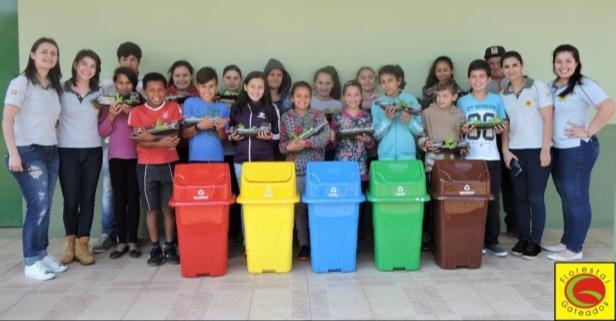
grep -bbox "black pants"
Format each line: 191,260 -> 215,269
497,136 -> 516,230
485,160 -> 502,246
176,138 -> 189,164
109,158 -> 140,243
422,173 -> 434,247
59,147 -> 103,237
358,181 -> 372,240
225,155 -> 242,241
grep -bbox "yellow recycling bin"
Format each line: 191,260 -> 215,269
236,162 -> 300,274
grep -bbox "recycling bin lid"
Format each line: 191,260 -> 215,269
367,160 -> 430,202
236,162 -> 300,204
169,163 -> 235,206
302,161 -> 366,203
430,160 -> 493,200
243,161 -> 294,183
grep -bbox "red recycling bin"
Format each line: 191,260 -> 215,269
169,163 -> 235,277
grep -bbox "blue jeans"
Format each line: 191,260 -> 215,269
509,148 -> 552,244
552,137 -> 599,253
101,144 -> 116,238
6,145 -> 59,265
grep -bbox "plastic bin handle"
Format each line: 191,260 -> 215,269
366,195 -> 431,203
235,196 -> 300,205
168,197 -> 236,207
430,194 -> 494,201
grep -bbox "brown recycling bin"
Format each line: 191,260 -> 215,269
430,160 -> 493,269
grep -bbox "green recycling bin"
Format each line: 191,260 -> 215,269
367,160 -> 430,271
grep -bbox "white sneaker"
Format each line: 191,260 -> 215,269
41,255 -> 67,273
541,243 -> 566,252
24,261 -> 55,281
547,250 -> 583,261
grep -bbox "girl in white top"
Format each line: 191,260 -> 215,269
2,37 -> 66,281
500,51 -> 553,260
543,44 -> 615,261
58,49 -> 104,266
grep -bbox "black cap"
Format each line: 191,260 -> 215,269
484,46 -> 505,60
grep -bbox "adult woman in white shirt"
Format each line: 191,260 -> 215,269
544,44 -> 615,261
2,37 -> 66,280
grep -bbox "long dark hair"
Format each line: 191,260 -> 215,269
231,71 -> 273,117
167,60 -> 194,87
423,56 -> 454,91
113,67 -> 138,91
378,64 -> 406,90
70,49 -> 101,89
553,44 -> 583,98
23,37 -> 63,97
313,66 -> 342,100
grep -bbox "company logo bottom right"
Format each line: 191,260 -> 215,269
555,262 -> 615,320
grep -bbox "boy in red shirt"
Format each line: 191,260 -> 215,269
128,72 -> 182,266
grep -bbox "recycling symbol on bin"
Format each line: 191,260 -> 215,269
395,185 -> 406,196
264,186 -> 273,197
459,184 -> 475,196
193,188 -> 208,200
328,186 -> 338,197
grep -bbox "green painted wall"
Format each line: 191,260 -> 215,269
16,0 -> 616,105
14,0 -> 615,238
0,0 -> 22,227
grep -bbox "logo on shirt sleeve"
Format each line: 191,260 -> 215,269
9,90 -> 18,96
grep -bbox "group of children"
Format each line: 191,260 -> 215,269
123,54 -> 507,265
5,38 -> 614,281
74,42 -> 528,266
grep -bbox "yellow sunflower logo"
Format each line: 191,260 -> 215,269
525,100 -> 534,108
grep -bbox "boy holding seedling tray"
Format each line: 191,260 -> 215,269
457,60 -> 509,258
128,72 -> 182,267
418,79 -> 467,172
181,67 -> 229,162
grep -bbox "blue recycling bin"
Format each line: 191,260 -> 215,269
302,161 -> 366,273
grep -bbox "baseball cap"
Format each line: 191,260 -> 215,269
484,46 -> 506,60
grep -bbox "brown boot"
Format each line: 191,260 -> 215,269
75,236 -> 95,265
60,235 -> 76,264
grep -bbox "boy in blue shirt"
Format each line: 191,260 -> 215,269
458,59 -> 509,257
181,67 -> 229,162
